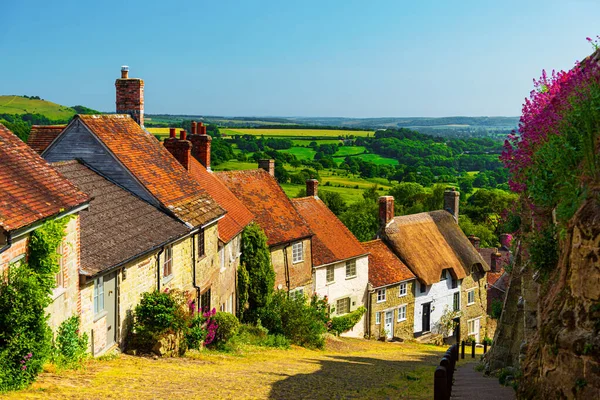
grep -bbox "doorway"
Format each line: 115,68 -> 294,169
422,302 -> 431,333
104,271 -> 117,348
384,311 -> 393,339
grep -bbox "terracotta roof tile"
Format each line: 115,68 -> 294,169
363,239 -> 415,288
292,196 -> 366,266
216,169 -> 312,246
54,160 -> 189,275
0,123 -> 90,232
478,247 -> 511,287
27,125 -> 66,154
77,115 -> 225,227
188,159 -> 253,243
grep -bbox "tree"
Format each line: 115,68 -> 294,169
389,182 -> 426,209
458,176 -> 474,195
240,223 -> 275,322
319,190 -> 348,216
340,201 -> 378,241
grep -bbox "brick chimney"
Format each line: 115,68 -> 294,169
115,66 -> 144,127
379,196 -> 395,228
444,188 -> 460,222
189,124 -> 212,171
191,121 -> 197,134
306,179 -> 318,197
258,159 -> 275,177
468,235 -> 481,249
490,250 -> 502,272
163,129 -> 192,170
499,233 -> 512,250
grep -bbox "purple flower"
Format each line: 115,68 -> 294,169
21,365 -> 27,371
26,353 -> 32,359
587,37 -> 592,42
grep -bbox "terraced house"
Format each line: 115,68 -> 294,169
292,180 -> 369,337
0,123 -> 90,332
377,190 -> 489,342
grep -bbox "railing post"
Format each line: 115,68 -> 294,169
461,340 -> 465,359
434,366 -> 449,400
471,341 -> 476,358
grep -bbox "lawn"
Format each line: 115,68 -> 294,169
0,95 -> 76,120
7,338 -> 447,399
221,128 -> 374,138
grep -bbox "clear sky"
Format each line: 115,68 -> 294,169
1,0 -> 598,117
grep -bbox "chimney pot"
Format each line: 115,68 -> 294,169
189,133 -> 212,171
169,128 -> 176,138
121,65 -> 129,79
443,188 -> 460,222
379,196 -> 395,228
191,121 -> 197,135
258,159 -> 275,177
180,130 -> 187,140
306,179 -> 318,197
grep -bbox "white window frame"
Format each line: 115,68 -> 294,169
336,297 -> 350,315
326,265 -> 335,283
292,242 -> 303,263
93,276 -> 104,316
467,288 -> 475,305
467,318 -> 480,336
397,304 -> 407,322
163,245 -> 173,278
375,312 -> 381,325
345,259 -> 356,278
376,288 -> 386,303
398,282 -> 407,297
219,246 -> 226,272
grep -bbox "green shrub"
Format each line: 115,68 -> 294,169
134,290 -> 188,337
225,323 -> 290,350
330,307 -> 366,335
186,314 -> 208,350
491,299 -> 503,319
529,226 -> 558,278
52,316 -> 88,369
212,312 -> 240,347
483,336 -> 493,346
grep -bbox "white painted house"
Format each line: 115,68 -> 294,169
292,180 -> 369,338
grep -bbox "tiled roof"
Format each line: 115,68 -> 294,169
479,247 -> 511,287
363,239 -> 415,288
216,169 -> 312,246
188,159 -> 253,243
291,196 -> 366,266
0,123 -> 90,232
383,210 -> 488,285
54,161 -> 189,276
77,115 -> 225,227
27,125 -> 66,154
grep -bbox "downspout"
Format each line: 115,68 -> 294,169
0,231 -> 13,255
156,247 -> 164,291
192,234 -> 201,312
283,244 -> 291,293
366,285 -> 375,338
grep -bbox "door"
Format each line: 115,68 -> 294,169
104,271 -> 117,347
384,311 -> 393,339
474,319 -> 480,342
422,302 -> 431,333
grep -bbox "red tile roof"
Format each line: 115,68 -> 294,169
363,239 -> 415,288
77,115 -> 225,227
479,247 -> 511,287
216,169 -> 312,246
0,123 -> 90,232
291,196 -> 366,266
27,125 -> 66,154
188,159 -> 253,243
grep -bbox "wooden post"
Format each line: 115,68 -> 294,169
484,341 -> 488,354
471,341 -> 476,358
434,366 -> 448,400
461,340 -> 465,359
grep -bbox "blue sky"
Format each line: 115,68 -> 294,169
1,0 -> 598,117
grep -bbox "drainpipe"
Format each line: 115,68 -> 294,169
0,231 -> 12,255
192,234 -> 201,312
156,247 -> 164,291
366,285 -> 375,338
282,244 -> 291,293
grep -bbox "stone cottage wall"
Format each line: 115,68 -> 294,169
460,270 -> 488,342
369,280 -> 416,340
270,238 -> 312,294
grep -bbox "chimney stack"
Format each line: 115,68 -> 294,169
379,196 -> 395,228
198,122 -> 207,135
115,66 -> 144,127
179,130 -> 187,140
306,179 -> 318,197
169,128 -> 176,138
499,233 -> 512,250
258,159 -> 275,177
164,130 -> 192,171
189,128 -> 212,171
191,121 -> 197,134
468,235 -> 481,249
491,250 -> 502,272
444,188 -> 460,222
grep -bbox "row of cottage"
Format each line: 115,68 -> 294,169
0,67 -> 507,356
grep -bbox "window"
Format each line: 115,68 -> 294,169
440,269 -> 447,281
326,265 -> 335,283
163,245 -> 173,278
452,278 -> 458,289
197,229 -> 205,257
219,247 -> 225,271
397,305 -> 407,322
468,319 -> 479,336
345,260 -> 356,278
398,282 -> 407,297
336,297 -> 350,315
201,288 -> 211,312
377,288 -> 386,303
453,291 -> 460,311
292,242 -> 303,263
420,283 -> 427,293
467,289 -> 475,305
93,276 -> 104,315
55,242 -> 65,289
375,312 -> 381,325
228,293 -> 234,314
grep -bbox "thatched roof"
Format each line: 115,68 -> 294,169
383,210 -> 488,285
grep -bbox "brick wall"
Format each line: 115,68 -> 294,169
0,235 -> 28,274
369,280 -> 416,340
270,238 -> 312,293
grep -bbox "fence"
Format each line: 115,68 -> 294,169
434,341 -> 490,400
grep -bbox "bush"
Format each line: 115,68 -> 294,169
491,299 -> 503,319
329,307 -> 366,336
528,226 -> 558,278
211,312 -> 240,347
186,314 -> 208,350
133,290 -> 188,337
52,316 -> 88,370
483,336 -> 493,346
227,323 -> 290,350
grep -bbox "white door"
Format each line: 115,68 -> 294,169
384,311 -> 393,339
474,318 -> 480,343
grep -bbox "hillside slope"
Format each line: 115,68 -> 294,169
0,95 -> 77,119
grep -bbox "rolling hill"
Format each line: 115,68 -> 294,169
0,95 -> 80,120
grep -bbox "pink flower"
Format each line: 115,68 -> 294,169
587,37 -> 592,42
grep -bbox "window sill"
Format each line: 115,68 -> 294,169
397,318 -> 407,323
467,302 -> 475,306
326,281 -> 335,286
376,299 -> 386,304
51,287 -> 66,301
292,260 -> 303,264
398,293 -> 407,297
162,274 -> 174,286
345,275 -> 357,280
94,310 -> 108,323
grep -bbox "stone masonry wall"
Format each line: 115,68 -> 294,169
270,238 -> 313,294
370,280 -> 416,340
460,270 -> 488,342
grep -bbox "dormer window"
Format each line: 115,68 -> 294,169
440,269 -> 448,281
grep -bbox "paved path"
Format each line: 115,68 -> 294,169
452,361 -> 516,400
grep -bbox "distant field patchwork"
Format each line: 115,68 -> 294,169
221,128 -> 374,138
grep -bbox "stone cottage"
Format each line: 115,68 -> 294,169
362,239 -> 416,340
217,161 -> 314,295
0,123 -> 90,332
377,190 -> 490,343
291,180 -> 369,337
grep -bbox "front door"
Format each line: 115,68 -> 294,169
384,311 -> 393,339
422,302 -> 431,333
469,318 -> 481,343
104,271 -> 117,347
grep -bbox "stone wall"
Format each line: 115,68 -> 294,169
369,280 -> 416,340
214,234 -> 240,314
460,270 -> 488,342
270,238 -> 312,294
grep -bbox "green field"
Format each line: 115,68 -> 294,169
0,95 -> 76,119
291,139 -> 341,146
280,147 -> 316,160
333,146 -> 366,157
221,128 -> 373,138
333,153 -> 398,165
